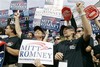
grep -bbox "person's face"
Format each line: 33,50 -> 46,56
54,36 -> 61,44
75,33 -> 81,39
34,30 -> 44,38
76,28 -> 84,36
27,32 -> 33,39
63,28 -> 74,37
5,26 -> 12,35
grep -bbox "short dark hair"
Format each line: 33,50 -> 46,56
0,27 -> 5,35
28,32 -> 34,37
7,24 -> 16,35
59,25 -> 75,36
34,26 -> 45,34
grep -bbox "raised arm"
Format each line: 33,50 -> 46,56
94,18 -> 100,28
43,30 -> 49,42
14,10 -> 22,38
76,2 -> 92,41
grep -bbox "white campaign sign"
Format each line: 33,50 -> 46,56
18,39 -> 53,65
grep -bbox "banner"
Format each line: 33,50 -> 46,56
45,0 -> 54,5
18,40 -> 53,65
0,10 -> 8,18
32,18 -> 41,28
29,8 -> 36,16
27,0 -> 45,8
67,0 -> 83,3
43,7 -> 62,18
91,20 -> 100,34
40,16 -> 64,32
10,0 -> 27,10
0,18 -> 7,27
0,10 -> 8,27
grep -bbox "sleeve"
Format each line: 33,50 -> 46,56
70,15 -> 77,32
89,37 -> 94,48
76,36 -> 90,48
54,44 -> 58,55
14,38 -> 21,50
53,44 -> 60,67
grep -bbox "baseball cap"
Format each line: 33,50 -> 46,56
59,25 -> 75,36
34,26 -> 45,34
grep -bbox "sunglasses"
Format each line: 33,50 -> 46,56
76,30 -> 82,32
55,38 -> 61,40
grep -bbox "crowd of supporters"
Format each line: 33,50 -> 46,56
0,2 -> 100,67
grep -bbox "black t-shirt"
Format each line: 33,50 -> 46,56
3,36 -> 21,65
54,36 -> 89,67
81,37 -> 94,67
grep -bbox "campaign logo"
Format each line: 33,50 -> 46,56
7,42 -> 14,46
69,45 -> 76,49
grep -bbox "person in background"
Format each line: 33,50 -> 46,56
75,27 -> 84,39
54,35 -> 62,45
0,27 -> 5,35
3,24 -> 21,67
27,32 -> 34,39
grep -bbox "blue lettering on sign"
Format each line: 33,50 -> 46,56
91,21 -> 100,34
20,45 -> 40,51
10,1 -> 27,10
20,51 -> 52,59
40,16 -> 64,32
0,10 -> 8,18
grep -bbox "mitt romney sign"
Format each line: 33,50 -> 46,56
18,39 -> 53,65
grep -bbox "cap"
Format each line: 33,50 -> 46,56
59,25 -> 75,36
34,26 -> 45,34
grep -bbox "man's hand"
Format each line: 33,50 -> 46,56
34,59 -> 45,67
55,52 -> 63,60
14,10 -> 20,19
76,2 -> 84,14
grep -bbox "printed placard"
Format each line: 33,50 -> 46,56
40,16 -> 64,32
10,1 -> 27,10
0,10 -> 8,18
91,20 -> 100,34
18,40 -> 53,65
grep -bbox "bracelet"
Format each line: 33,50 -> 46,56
79,12 -> 86,17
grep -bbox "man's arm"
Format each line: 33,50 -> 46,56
76,2 -> 92,41
43,30 -> 49,42
94,18 -> 100,28
14,10 -> 22,38
6,47 -> 19,56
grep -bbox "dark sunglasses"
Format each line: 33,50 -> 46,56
55,38 -> 61,40
76,30 -> 82,32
